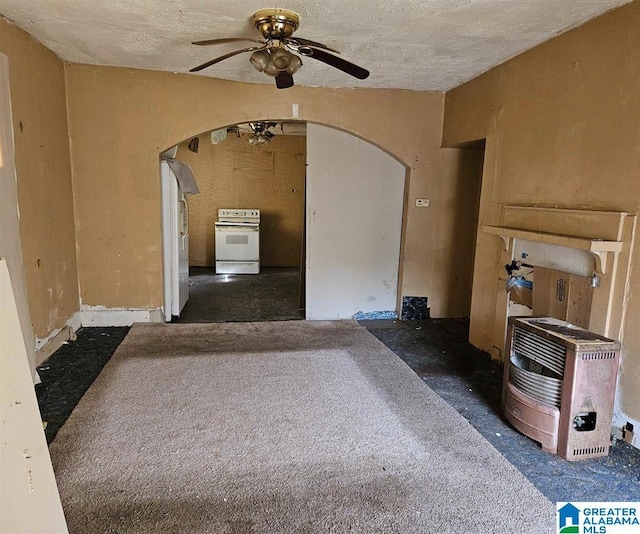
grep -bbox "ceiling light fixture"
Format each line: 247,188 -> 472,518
249,47 -> 301,88
247,122 -> 276,145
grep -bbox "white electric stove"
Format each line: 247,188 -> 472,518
215,209 -> 260,274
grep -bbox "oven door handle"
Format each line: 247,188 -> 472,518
215,225 -> 259,231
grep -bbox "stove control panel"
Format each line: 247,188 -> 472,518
218,209 -> 260,219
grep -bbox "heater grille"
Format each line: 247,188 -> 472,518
573,446 -> 606,457
509,363 -> 562,406
581,351 -> 617,360
510,326 -> 565,407
512,327 -> 566,375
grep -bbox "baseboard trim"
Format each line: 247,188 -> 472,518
613,410 -> 640,451
80,306 -> 164,327
35,311 -> 82,366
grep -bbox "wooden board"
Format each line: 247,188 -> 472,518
532,266 -> 592,328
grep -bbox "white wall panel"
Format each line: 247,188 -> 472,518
306,124 -> 405,320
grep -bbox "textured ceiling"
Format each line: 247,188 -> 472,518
0,0 -> 631,91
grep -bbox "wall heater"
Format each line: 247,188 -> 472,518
502,316 -> 620,461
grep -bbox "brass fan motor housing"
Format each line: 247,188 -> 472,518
253,9 -> 300,40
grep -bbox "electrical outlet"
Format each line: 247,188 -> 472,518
415,198 -> 430,207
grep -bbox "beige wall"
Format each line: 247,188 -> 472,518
443,1 -> 640,426
0,51 -> 35,364
0,17 -> 79,357
65,65 -> 469,316
176,134 -> 306,268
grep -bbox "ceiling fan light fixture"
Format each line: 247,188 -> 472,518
248,133 -> 271,145
286,54 -> 302,75
270,47 -> 291,70
249,49 -> 270,72
247,122 -> 276,145
262,61 -> 281,77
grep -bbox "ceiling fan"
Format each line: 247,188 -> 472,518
246,122 -> 277,144
190,8 -> 370,89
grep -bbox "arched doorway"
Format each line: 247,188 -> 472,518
161,120 -> 408,323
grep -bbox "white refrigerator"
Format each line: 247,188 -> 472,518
161,160 -> 189,320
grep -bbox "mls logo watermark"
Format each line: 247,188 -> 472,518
557,502 -> 640,533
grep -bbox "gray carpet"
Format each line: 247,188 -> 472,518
50,321 -> 555,533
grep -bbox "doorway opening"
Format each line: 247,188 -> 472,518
161,121 -> 407,323
450,138 -> 485,319
168,121 -> 306,323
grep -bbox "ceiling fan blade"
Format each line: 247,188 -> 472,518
275,71 -> 294,89
289,37 -> 339,54
192,37 -> 264,46
189,46 -> 265,72
305,47 -> 369,80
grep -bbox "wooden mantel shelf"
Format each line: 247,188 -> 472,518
482,224 -> 623,273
